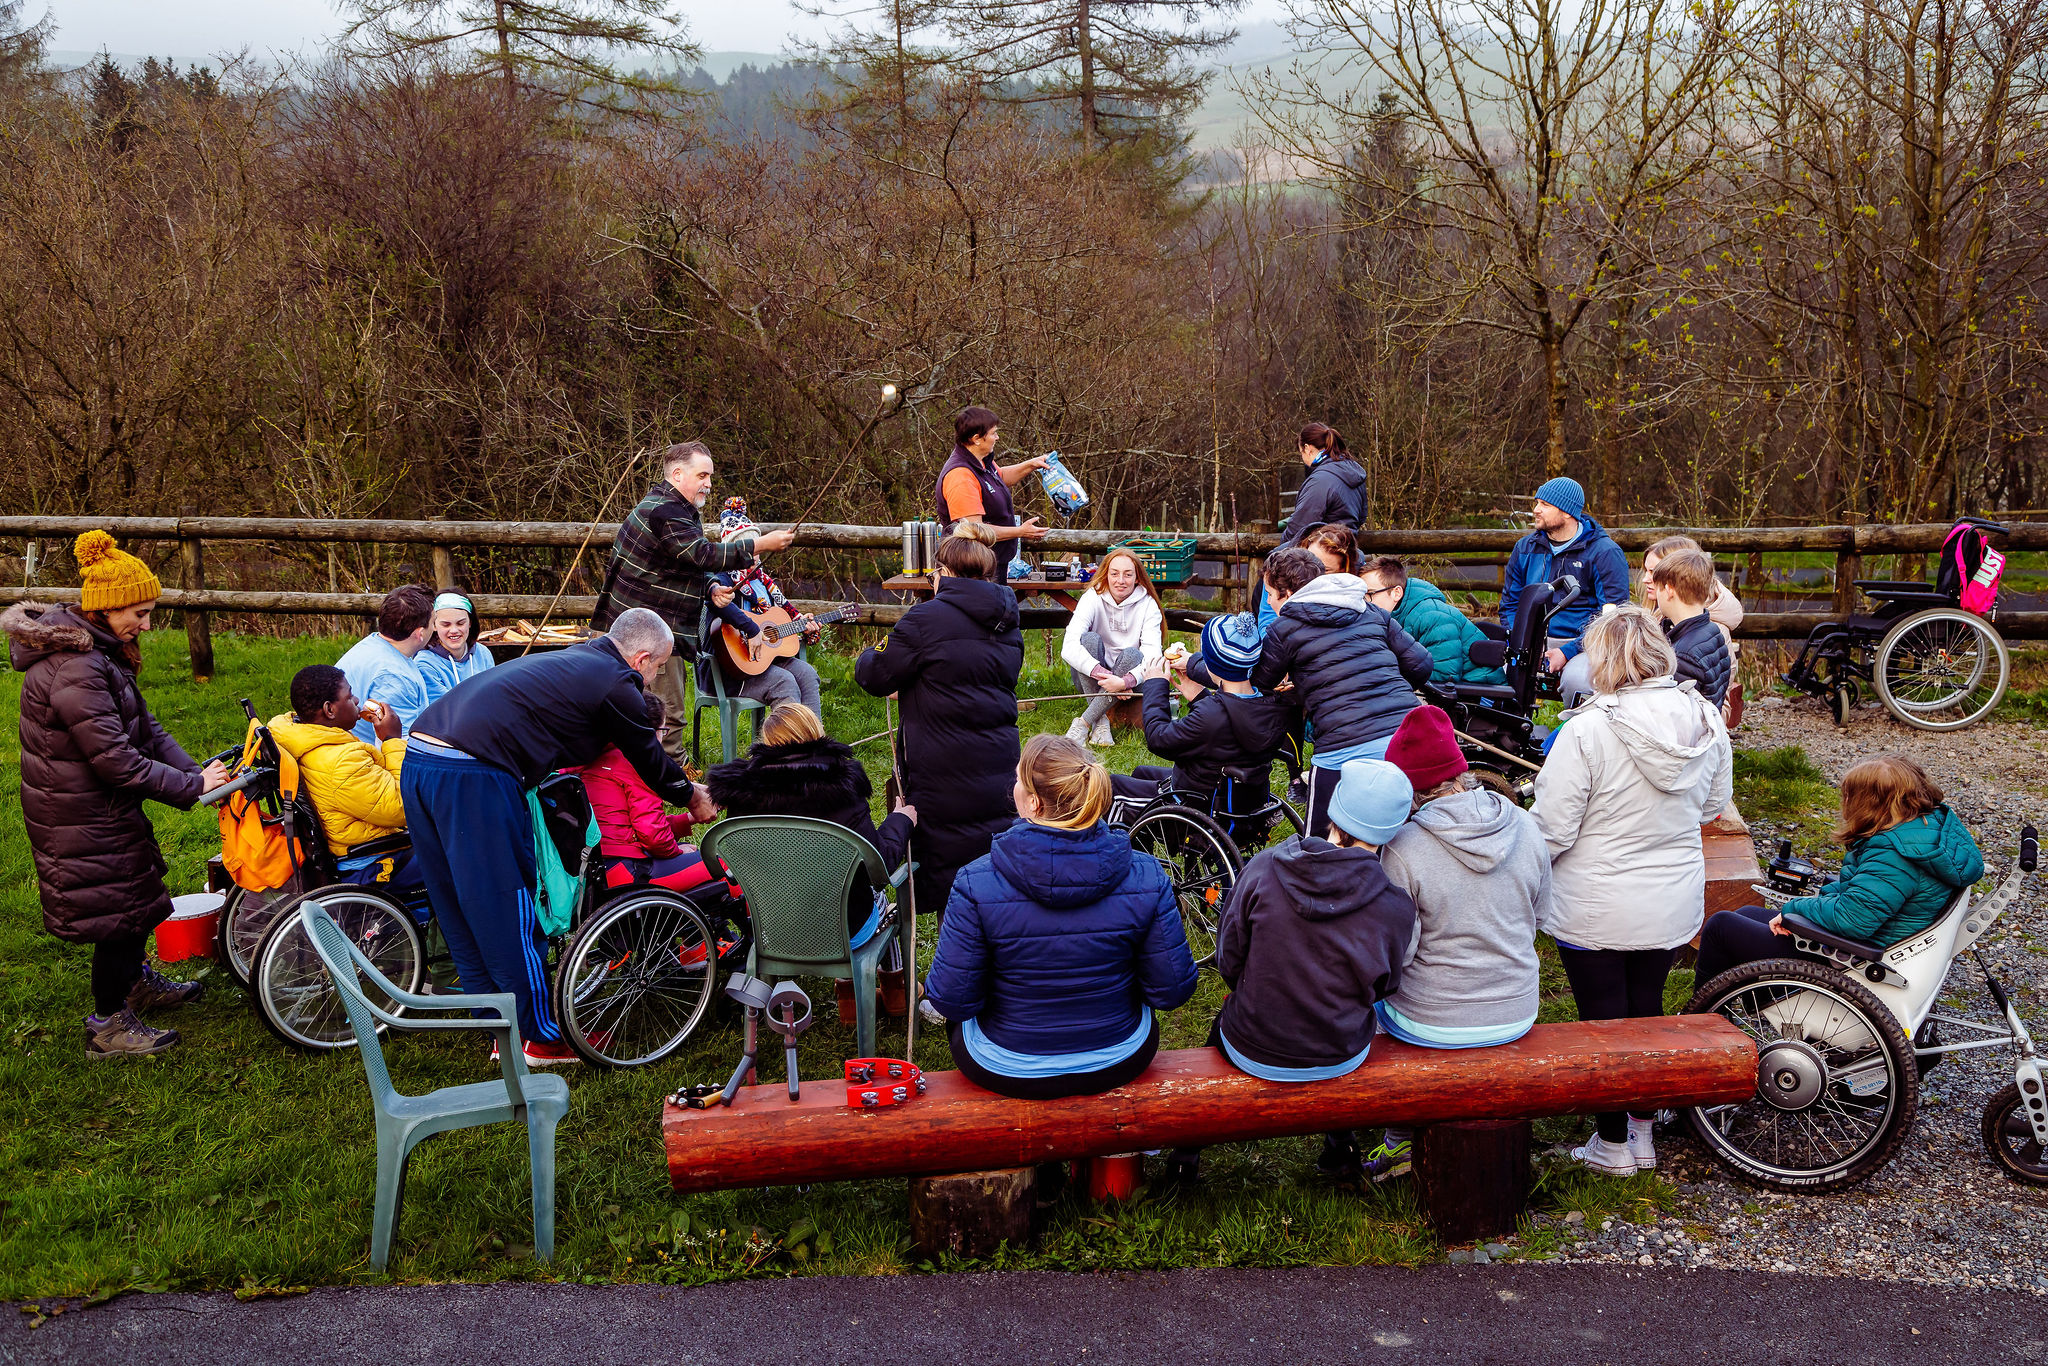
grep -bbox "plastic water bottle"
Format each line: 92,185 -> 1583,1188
1037,451 -> 1091,518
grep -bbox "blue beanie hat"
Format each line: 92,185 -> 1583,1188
1199,612 -> 1263,682
1533,476 -> 1585,521
1325,758 -> 1414,846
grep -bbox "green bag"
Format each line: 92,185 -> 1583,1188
526,789 -> 594,937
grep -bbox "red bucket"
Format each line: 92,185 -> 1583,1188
155,892 -> 224,962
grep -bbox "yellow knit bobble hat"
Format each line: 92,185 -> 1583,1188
74,530 -> 163,613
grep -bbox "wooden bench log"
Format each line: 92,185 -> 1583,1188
664,1017 -> 1756,1194
1703,808 -> 1765,920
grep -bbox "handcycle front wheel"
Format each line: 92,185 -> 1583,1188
1874,607 -> 2009,731
1981,1082 -> 2048,1187
251,888 -> 425,1051
1125,803 -> 1242,968
554,888 -> 719,1068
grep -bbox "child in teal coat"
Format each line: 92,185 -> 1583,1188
1696,755 -> 1982,982
1364,557 -> 1505,685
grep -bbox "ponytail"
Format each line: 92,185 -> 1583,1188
1300,422 -> 1350,461
1017,733 -> 1113,829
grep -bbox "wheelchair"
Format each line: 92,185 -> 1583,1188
1780,516 -> 2011,730
201,703 -> 738,1068
1108,764 -> 1306,966
1683,825 -> 2045,1191
1420,574 -> 1585,798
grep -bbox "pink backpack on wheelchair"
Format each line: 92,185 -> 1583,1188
1938,520 -> 2005,616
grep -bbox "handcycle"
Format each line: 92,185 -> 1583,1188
1682,824 -> 2045,1190
200,703 -> 742,1067
1780,516 -> 2012,730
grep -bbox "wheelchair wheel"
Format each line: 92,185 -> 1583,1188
217,884 -> 294,988
1874,608 -> 2009,731
1684,958 -> 1917,1191
555,888 -> 717,1068
1127,804 -> 1241,967
1830,679 -> 1857,727
252,888 -> 424,1051
1469,766 -> 1526,804
1980,1082 -> 2048,1187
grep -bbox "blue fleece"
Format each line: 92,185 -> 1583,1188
336,633 -> 431,744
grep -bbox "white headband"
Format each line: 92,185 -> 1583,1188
433,592 -> 473,613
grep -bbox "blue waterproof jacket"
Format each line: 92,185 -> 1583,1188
923,819 -> 1198,1056
1499,516 -> 1631,659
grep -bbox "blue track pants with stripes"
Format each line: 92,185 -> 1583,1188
399,745 -> 558,1043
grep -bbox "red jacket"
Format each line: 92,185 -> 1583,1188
570,747 -> 686,859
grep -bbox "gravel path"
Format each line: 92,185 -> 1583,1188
1543,696 -> 2048,1292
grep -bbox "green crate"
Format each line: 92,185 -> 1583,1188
1112,535 -> 1198,586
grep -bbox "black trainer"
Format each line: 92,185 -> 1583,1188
1315,1130 -> 1363,1185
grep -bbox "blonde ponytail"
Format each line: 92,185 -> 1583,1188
1018,733 -> 1112,829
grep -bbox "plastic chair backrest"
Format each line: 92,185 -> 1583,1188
701,815 -> 885,970
301,900 -> 399,1105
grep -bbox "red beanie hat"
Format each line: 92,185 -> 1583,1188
1385,704 -> 1468,792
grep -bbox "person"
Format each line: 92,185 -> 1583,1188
1643,534 -> 1743,642
1696,756 -> 1982,985
1205,757 -> 1417,1184
1532,605 -> 1732,1176
1364,705 -> 1550,1182
707,702 -> 918,1018
934,405 -> 1049,579
1644,548 -> 1734,707
1252,546 -> 1433,839
4,531 -> 228,1059
401,607 -> 717,1066
566,694 -> 715,895
271,665 -> 425,901
1279,422 -> 1369,550
1500,477 -> 1631,708
922,734 -> 1198,1098
1300,522 -> 1365,574
1362,556 -> 1506,686
855,535 -> 1024,922
1061,546 -> 1164,747
591,440 -> 797,761
415,591 -> 495,705
704,497 -> 824,715
335,584 -> 436,743
1116,613 -> 1296,841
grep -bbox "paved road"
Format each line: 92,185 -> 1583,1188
6,1265 -> 2045,1365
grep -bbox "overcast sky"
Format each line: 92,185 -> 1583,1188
48,0 -> 1296,68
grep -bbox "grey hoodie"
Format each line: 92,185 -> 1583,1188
1379,788 -> 1551,1031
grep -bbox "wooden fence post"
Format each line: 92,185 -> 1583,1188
1832,543 -> 1862,615
431,543 -> 455,590
180,534 -> 214,682
1747,551 -> 1764,607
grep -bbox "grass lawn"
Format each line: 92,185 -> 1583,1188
0,626 -> 1733,1299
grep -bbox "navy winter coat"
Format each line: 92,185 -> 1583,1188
1665,612 -> 1733,706
1282,456 -> 1370,549
1499,516 -> 1631,658
923,820 -> 1199,1056
1251,574 -> 1433,753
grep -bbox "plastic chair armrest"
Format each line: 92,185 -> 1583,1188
888,861 -> 915,889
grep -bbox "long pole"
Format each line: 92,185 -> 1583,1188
889,692 -> 919,1065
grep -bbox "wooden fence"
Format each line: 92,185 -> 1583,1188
2,515 -> 2044,680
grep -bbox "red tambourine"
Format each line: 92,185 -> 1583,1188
845,1058 -> 927,1108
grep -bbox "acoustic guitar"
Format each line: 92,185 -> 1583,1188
716,602 -> 863,677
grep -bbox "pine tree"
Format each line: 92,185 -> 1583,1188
0,0 -> 50,86
339,0 -> 701,120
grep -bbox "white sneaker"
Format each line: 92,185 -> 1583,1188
1089,717 -> 1114,747
1570,1133 -> 1637,1176
1064,719 -> 1090,744
1627,1116 -> 1657,1170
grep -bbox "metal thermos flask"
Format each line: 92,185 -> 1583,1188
921,521 -> 939,575
901,521 -> 920,576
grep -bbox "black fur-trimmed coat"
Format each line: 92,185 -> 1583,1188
3,602 -> 204,943
706,735 -> 912,874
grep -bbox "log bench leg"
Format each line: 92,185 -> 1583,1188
1413,1119 -> 1531,1244
908,1168 -> 1035,1259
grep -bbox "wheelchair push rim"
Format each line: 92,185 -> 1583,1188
1124,804 -> 1241,967
218,883 -> 294,988
1874,608 -> 2009,732
554,889 -> 718,1068
1685,958 -> 1917,1191
252,888 -> 425,1051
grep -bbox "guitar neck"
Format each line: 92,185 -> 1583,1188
760,604 -> 861,643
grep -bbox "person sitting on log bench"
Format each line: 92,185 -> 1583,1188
1168,758 -> 1418,1187
1359,704 -> 1551,1183
922,733 -> 1198,1100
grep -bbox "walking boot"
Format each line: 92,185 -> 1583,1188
126,962 -> 205,1013
879,967 -> 909,1018
86,1008 -> 179,1060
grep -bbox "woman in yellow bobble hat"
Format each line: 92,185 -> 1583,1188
1,531 -> 230,1058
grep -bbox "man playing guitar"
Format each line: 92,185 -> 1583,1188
709,498 -> 826,717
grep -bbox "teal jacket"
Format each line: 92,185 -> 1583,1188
1391,579 -> 1505,685
1785,805 -> 1983,946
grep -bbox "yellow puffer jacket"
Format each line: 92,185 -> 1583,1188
267,715 -> 407,855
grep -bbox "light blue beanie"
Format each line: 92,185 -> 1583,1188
1325,758 -> 1413,846
1533,476 -> 1585,520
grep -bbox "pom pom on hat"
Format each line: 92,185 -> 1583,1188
73,530 -> 163,612
1198,612 -> 1264,682
718,496 -> 759,539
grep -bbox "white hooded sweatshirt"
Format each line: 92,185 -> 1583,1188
1532,676 -> 1734,951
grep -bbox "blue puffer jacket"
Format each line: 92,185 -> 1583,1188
923,819 -> 1199,1056
1500,516 -> 1631,659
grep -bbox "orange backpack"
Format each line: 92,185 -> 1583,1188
217,719 -> 306,893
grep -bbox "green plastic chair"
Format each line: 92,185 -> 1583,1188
690,601 -> 767,766
699,815 -> 913,1058
299,899 -> 570,1270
